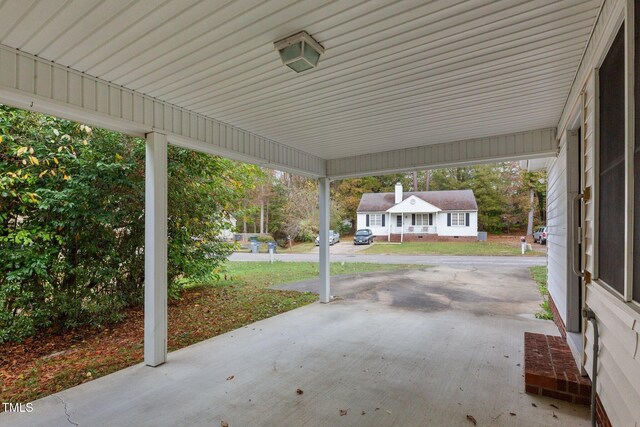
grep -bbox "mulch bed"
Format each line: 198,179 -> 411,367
0,284 -> 316,405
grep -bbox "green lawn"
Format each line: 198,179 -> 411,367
278,242 -> 316,253
223,261 -> 421,287
361,241 -> 544,256
530,265 -> 553,320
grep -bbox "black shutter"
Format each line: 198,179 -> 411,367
465,212 -> 470,226
411,214 -> 415,225
447,213 -> 451,226
382,215 -> 385,227
366,214 -> 369,227
429,214 -> 433,226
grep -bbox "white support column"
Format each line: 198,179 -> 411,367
145,132 -> 168,366
318,177 -> 331,303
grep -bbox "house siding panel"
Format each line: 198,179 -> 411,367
563,2 -> 640,425
547,133 -> 568,328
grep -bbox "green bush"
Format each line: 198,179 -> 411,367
0,106 -> 245,342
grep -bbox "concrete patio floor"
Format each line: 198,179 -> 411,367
1,265 -> 589,426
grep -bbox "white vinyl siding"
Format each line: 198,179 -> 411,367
547,133 -> 569,328
436,212 -> 477,237
356,212 -> 388,237
562,3 -> 640,425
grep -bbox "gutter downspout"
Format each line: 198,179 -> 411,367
584,308 -> 599,427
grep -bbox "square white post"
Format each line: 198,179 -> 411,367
319,177 -> 330,303
145,132 -> 168,366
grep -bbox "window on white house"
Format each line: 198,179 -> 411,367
451,212 -> 466,226
415,214 -> 431,226
369,214 -> 382,227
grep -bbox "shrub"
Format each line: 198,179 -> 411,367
0,106 -> 243,342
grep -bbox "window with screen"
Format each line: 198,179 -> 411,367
451,212 -> 465,226
369,214 -> 382,227
598,25 -> 625,295
415,214 -> 432,226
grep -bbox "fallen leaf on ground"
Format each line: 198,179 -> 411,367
553,413 -> 558,419
361,411 -> 366,415
550,404 -> 559,409
531,403 -> 537,407
510,412 -> 516,416
466,415 -> 477,425
296,389 -> 303,395
221,421 -> 229,427
226,375 -> 234,381
340,409 -> 348,416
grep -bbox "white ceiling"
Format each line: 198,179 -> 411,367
0,0 -> 601,160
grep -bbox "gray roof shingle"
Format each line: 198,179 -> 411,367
357,189 -> 477,212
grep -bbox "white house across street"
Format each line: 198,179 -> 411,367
356,183 -> 478,242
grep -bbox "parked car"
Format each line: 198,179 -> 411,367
353,228 -> 374,245
533,226 -> 548,244
315,230 -> 339,246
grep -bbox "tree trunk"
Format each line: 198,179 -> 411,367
526,187 -> 535,236
265,198 -> 269,234
242,200 -> 247,233
412,171 -> 418,191
425,170 -> 430,191
259,188 -> 264,234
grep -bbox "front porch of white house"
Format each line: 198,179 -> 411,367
1,0 -> 638,426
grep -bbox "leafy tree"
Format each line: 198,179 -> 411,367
0,105 -> 248,342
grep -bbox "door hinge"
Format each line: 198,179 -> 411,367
584,271 -> 592,284
583,186 -> 591,201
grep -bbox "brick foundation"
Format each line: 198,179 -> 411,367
524,332 -> 591,405
389,234 -> 476,242
548,294 -> 567,339
595,394 -> 613,427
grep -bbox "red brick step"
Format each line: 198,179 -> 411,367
524,332 -> 591,405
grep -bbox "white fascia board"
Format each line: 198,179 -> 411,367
327,128 -> 558,179
0,45 -> 325,178
387,195 -> 441,213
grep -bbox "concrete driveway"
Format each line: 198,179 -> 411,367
2,266 -> 588,427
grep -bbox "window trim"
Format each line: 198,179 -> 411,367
450,212 -> 466,227
414,213 -> 431,226
591,8 -> 637,304
369,213 -> 383,227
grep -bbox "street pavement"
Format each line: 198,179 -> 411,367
229,252 -> 546,267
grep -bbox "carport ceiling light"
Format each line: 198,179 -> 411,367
274,31 -> 325,73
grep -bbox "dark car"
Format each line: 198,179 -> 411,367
353,228 -> 374,245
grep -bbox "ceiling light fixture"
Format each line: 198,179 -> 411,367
274,31 -> 325,73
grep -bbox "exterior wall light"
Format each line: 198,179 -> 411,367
274,31 -> 325,73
